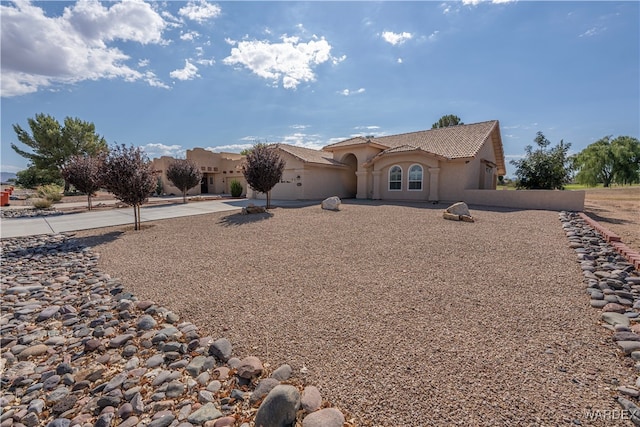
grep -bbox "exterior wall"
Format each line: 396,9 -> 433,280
247,154 -> 304,200
461,189 -> 585,211
438,160 -> 470,201
368,153 -> 440,201
246,151 -> 350,200
151,149 -> 246,197
329,146 -> 384,199
302,166 -> 352,199
151,156 -> 184,196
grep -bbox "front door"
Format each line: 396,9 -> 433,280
200,176 -> 208,194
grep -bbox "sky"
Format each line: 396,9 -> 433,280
1,0 -> 639,178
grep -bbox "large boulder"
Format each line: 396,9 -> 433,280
443,202 -> 474,222
321,196 -> 341,211
254,385 -> 300,427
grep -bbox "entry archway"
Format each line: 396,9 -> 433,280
341,153 -> 358,198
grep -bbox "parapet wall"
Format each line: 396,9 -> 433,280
461,189 -> 585,211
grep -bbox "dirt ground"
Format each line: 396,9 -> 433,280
582,186 -> 640,252
4,186 -> 638,252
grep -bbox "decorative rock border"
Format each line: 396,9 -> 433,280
1,208 -> 63,219
560,211 -> 640,425
0,234 -> 348,427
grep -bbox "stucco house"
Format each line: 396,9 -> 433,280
152,148 -> 247,196
248,120 -> 506,202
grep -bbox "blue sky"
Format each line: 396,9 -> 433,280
2,0 -> 638,178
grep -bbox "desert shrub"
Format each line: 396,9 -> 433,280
37,184 -> 63,202
230,180 -> 243,197
31,198 -> 53,209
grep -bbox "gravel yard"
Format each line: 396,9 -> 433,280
78,201 -> 634,426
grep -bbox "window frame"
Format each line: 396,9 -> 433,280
407,164 -> 423,191
388,165 -> 402,191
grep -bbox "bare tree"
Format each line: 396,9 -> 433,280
101,144 -> 156,230
166,159 -> 202,203
242,143 -> 285,209
61,154 -> 105,210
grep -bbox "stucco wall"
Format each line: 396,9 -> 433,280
461,189 -> 585,211
152,150 -> 246,196
438,161 -> 467,201
303,166 -> 352,199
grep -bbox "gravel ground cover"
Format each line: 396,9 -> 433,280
76,201 -> 635,426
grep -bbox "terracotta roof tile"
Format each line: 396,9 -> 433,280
273,144 -> 346,166
323,120 -> 506,174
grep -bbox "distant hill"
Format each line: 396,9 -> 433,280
0,172 -> 17,183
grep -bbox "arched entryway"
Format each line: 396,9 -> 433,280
341,153 -> 358,198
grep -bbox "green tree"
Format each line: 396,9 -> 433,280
510,131 -> 572,190
573,136 -> 640,187
165,159 -> 202,203
432,114 -> 463,129
11,114 -> 108,191
101,144 -> 156,230
61,154 -> 105,210
15,166 -> 63,189
242,143 -> 285,209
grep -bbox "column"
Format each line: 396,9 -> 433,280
355,171 -> 368,199
428,167 -> 440,202
372,171 -> 382,199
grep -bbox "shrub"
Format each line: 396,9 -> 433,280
31,198 -> 53,209
37,184 -> 63,202
230,180 -> 243,197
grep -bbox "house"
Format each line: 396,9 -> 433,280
247,120 -> 506,202
152,148 -> 247,196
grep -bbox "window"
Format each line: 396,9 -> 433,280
389,165 -> 402,190
209,177 -> 213,184
408,165 -> 423,190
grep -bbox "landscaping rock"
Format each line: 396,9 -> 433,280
254,385 -> 300,427
302,408 -> 345,427
321,196 -> 341,211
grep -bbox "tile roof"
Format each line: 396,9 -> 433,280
324,120 -> 505,174
272,144 -> 346,167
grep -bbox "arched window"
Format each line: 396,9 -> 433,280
408,164 -> 423,190
389,165 -> 402,190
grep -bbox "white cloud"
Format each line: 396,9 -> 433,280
428,30 -> 440,42
178,1 -> 221,23
223,35 -> 338,89
138,59 -> 151,67
170,60 -> 200,81
195,58 -> 215,67
355,126 -> 381,130
381,31 -> 413,46
278,133 -> 324,150
181,31 -> 200,41
142,143 -> 185,159
206,143 -> 254,153
397,58 -> 403,64
1,0 -> 169,97
339,88 -> 365,96
579,26 -> 606,37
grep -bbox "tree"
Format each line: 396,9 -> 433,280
15,166 -> 63,189
101,144 -> 156,230
242,143 -> 285,209
573,136 -> 640,187
11,114 -> 108,191
166,159 -> 202,203
510,131 -> 572,190
432,114 -> 463,129
61,154 -> 105,210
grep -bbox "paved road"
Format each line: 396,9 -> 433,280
0,198 -> 314,239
